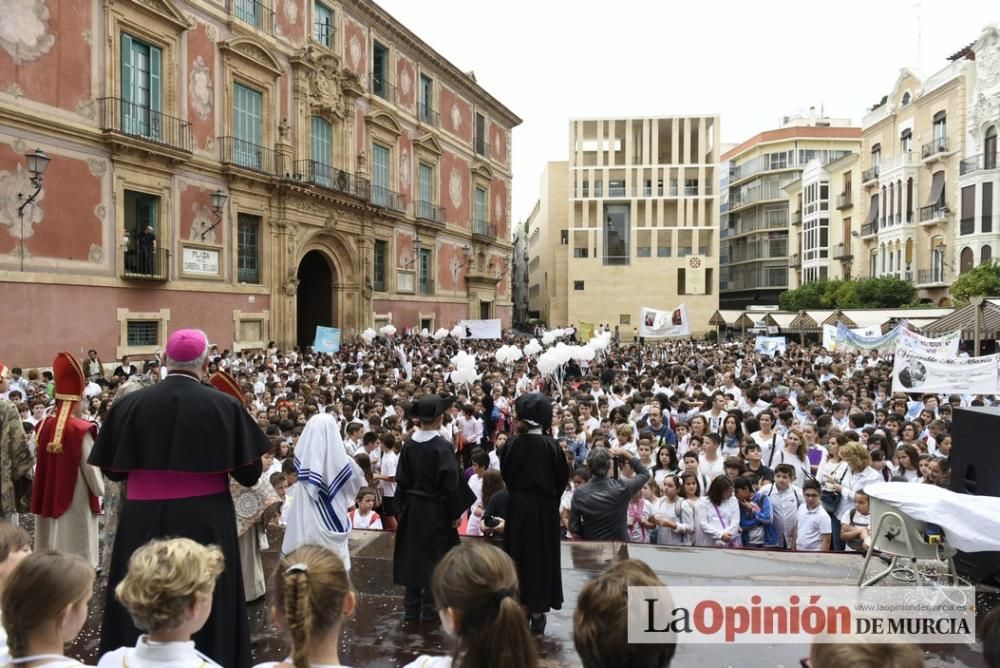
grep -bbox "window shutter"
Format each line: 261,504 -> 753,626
149,44 -> 162,113
121,33 -> 134,104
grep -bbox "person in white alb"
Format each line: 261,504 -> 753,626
793,480 -> 831,552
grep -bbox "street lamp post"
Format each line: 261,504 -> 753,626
16,148 -> 51,272
200,189 -> 229,240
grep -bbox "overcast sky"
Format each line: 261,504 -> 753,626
375,0 -> 998,225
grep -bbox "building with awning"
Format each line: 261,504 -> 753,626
922,299 -> 1000,339
831,308 -> 953,332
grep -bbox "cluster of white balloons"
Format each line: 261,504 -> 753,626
588,331 -> 612,359
432,327 -> 450,340
450,324 -> 466,340
539,327 -> 573,346
360,328 -> 377,344
379,324 -> 397,337
494,344 -> 523,365
523,338 -> 543,357
448,349 -> 480,386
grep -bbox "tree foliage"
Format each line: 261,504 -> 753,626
950,260 -> 1000,305
778,277 -> 915,311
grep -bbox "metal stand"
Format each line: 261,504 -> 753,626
857,509 -> 957,588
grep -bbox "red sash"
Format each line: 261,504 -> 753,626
31,417 -> 100,518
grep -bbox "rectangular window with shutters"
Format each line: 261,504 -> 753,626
419,74 -> 434,123
311,116 -> 332,185
314,2 -> 334,47
237,213 -> 261,283
983,182 -> 994,234
371,143 -> 391,206
373,239 -> 387,291
418,248 -> 432,294
475,187 -> 488,232
418,162 -> 434,219
475,112 -> 486,155
372,42 -> 388,97
233,83 -> 263,169
120,33 -> 162,139
961,185 -> 976,235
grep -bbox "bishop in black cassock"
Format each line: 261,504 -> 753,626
89,329 -> 271,668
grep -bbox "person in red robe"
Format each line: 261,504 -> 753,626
31,352 -> 104,566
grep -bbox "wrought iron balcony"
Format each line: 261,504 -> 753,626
960,152 -> 999,175
917,268 -> 947,285
473,218 -> 496,239
860,222 -> 877,238
371,75 -> 396,104
418,277 -> 435,296
370,184 -> 405,213
862,165 -> 880,184
98,98 -> 193,154
921,136 -> 950,160
836,192 -> 853,210
293,160 -> 369,200
416,200 -> 445,225
418,104 -> 440,127
230,0 -> 275,35
919,203 -> 949,225
833,243 -> 853,260
219,136 -> 281,176
121,245 -> 169,281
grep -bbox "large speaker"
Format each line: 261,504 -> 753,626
949,407 -> 1000,584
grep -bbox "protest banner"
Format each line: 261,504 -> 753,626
891,347 -> 1000,394
313,326 -> 341,353
458,319 -> 502,339
755,336 -> 787,357
639,304 -> 690,338
897,327 -> 960,357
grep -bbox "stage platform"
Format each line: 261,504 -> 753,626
71,528 -> 994,667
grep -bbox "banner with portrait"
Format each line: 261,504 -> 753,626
754,336 -> 787,357
891,347 -> 1000,394
639,304 -> 690,338
458,319 -> 502,339
896,327 -> 961,357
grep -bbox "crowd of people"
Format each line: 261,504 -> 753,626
0,323 -> 997,667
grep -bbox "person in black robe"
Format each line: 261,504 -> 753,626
393,394 -> 474,622
500,392 -> 570,634
88,329 -> 271,668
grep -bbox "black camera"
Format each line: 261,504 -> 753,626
483,515 -> 500,529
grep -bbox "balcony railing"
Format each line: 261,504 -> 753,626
294,160 -> 369,200
860,222 -> 877,238
98,98 -> 193,153
370,184 -> 405,213
418,103 -> 440,127
919,203 -> 949,224
121,245 -> 169,281
917,268 -> 947,285
862,165 -> 880,184
371,75 -> 396,104
960,152 -> 999,175
219,136 -> 281,175
922,136 -> 950,160
788,253 -> 801,268
474,137 -> 491,159
473,219 -> 496,238
416,200 -> 445,225
836,192 -> 853,209
230,0 -> 275,35
791,211 -> 802,226
833,243 -> 853,260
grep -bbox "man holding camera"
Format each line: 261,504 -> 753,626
569,446 -> 650,541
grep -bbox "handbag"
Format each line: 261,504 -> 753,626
821,466 -> 848,514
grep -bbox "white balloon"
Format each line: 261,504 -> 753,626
433,328 -> 450,340
524,339 -> 542,356
379,324 -> 397,337
541,333 -> 555,346
421,328 -> 430,337
360,327 -> 376,345
450,324 -> 466,339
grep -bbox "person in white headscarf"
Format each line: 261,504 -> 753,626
281,413 -> 364,570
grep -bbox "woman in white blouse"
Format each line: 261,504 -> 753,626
833,442 -> 883,519
773,428 -> 812,488
695,476 -> 741,548
751,411 -> 784,468
653,474 -> 694,546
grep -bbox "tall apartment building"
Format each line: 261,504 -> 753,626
957,26 -> 1000,280
855,54 -> 972,303
720,112 -> 861,308
786,153 -> 862,286
0,0 -> 518,365
526,119 -> 721,334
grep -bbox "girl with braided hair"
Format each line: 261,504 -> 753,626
254,544 -> 356,668
404,541 -> 537,668
1,549 -> 94,666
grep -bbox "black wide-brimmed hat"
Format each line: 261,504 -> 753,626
514,392 -> 553,431
406,394 -> 454,421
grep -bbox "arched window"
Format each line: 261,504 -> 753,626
986,126 -> 997,170
982,245 -> 993,265
960,247 -> 974,274
901,91 -> 911,105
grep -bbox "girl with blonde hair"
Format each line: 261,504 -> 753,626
98,538 -> 225,666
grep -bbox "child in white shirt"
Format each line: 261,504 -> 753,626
373,434 -> 399,531
98,538 -> 224,667
466,449 -> 489,536
349,487 -> 383,530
